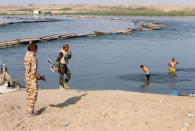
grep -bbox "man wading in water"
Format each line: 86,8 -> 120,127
56,44 -> 72,90
168,58 -> 179,73
140,65 -> 150,80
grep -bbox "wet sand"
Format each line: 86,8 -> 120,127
1,89 -> 195,131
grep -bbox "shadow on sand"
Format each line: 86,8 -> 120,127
37,107 -> 47,115
50,93 -> 87,108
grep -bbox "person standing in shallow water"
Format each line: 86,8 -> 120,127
168,58 -> 179,73
140,65 -> 150,80
56,44 -> 72,90
24,43 -> 46,117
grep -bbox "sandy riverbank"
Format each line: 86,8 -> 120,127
1,89 -> 195,131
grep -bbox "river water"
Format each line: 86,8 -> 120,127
1,16 -> 195,95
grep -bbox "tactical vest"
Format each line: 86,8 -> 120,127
59,49 -> 69,64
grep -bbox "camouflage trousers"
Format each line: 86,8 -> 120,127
58,64 -> 71,85
26,81 -> 38,113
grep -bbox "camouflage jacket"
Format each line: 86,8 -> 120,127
56,49 -> 71,68
24,51 -> 40,82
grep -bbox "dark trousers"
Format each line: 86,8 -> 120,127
58,64 -> 71,85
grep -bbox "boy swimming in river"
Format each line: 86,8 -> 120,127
168,58 -> 179,73
140,65 -> 150,80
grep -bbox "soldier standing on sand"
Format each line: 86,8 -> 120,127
56,44 -> 72,89
24,43 -> 46,117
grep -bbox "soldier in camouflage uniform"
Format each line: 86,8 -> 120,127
56,44 -> 72,89
24,43 -> 45,116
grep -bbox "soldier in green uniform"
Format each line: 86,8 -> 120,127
56,44 -> 72,89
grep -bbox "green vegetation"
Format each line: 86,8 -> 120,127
0,13 -> 29,16
17,8 -> 34,12
111,6 -> 124,10
132,7 -> 147,10
57,10 -> 195,16
60,8 -> 72,11
0,13 -> 8,16
111,6 -> 147,11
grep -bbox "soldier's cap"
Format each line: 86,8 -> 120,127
63,44 -> 69,49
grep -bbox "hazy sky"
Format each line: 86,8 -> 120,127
0,0 -> 195,6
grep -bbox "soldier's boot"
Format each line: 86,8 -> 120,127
64,83 -> 70,89
26,111 -> 34,117
59,85 -> 65,90
27,112 -> 34,117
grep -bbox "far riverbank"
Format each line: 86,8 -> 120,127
1,4 -> 195,16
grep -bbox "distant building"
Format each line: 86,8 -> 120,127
33,10 -> 42,15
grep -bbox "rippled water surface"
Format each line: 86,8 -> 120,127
1,16 -> 195,95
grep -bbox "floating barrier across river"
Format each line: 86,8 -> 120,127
0,22 -> 166,48
0,17 -> 58,27
0,15 -> 166,48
